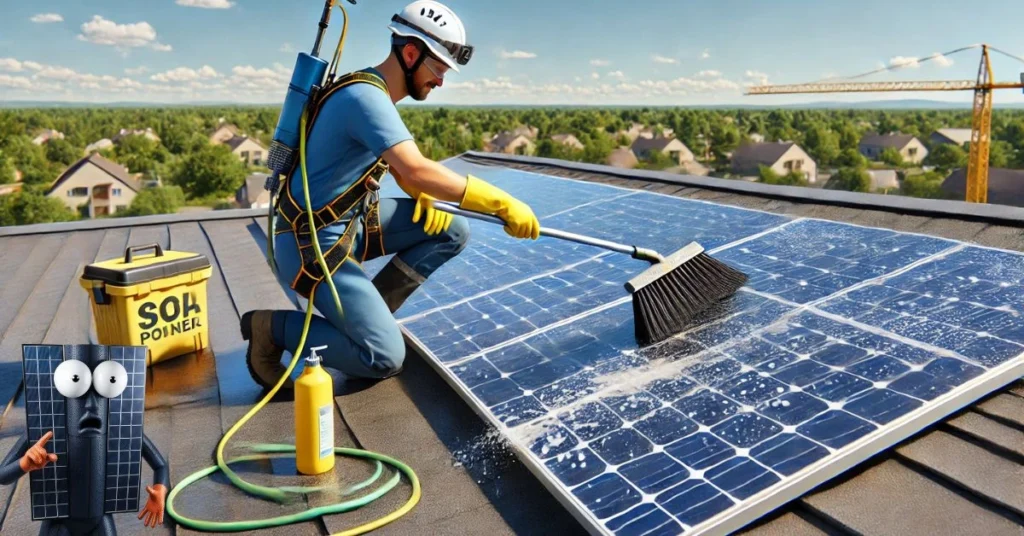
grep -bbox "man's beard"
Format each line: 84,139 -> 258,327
411,80 -> 435,101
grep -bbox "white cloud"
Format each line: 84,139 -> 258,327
590,59 -> 610,67
125,66 -> 150,75
499,50 -> 537,59
606,70 -> 626,81
0,75 -> 34,89
696,70 -> 721,78
23,61 -> 43,71
0,58 -> 25,72
175,0 -> 235,8
591,72 -> 600,80
889,56 -> 920,69
701,48 -> 711,60
78,15 -> 171,52
280,43 -> 296,53
745,70 -> 770,85
926,52 -> 954,67
31,13 -> 64,24
639,76 -> 740,94
150,66 -> 221,83
652,55 -> 678,64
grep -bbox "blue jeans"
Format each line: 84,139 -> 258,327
271,197 -> 470,378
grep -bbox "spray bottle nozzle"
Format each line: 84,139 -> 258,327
307,345 -> 328,366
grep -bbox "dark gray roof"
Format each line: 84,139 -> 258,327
2,152 -> 1022,536
943,167 -> 1024,208
630,135 -> 680,153
860,132 -> 918,149
732,141 -> 797,165
46,153 -> 142,195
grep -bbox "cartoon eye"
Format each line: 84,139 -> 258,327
93,361 -> 128,399
54,360 -> 92,398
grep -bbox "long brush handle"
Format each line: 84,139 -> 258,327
434,202 -> 665,263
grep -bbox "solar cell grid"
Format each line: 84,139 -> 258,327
379,166 -> 1023,535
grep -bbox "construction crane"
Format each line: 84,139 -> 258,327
746,44 -> 1024,203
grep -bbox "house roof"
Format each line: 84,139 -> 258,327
942,167 -> 1024,207
630,135 -> 683,153
490,131 -> 530,150
932,128 -> 973,146
224,135 -> 265,152
46,153 -> 142,195
2,152 -> 1022,536
860,132 -> 918,149
732,141 -> 798,166
605,146 -> 638,168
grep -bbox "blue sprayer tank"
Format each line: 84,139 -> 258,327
267,53 -> 329,180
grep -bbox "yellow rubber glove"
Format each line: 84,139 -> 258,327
412,192 -> 453,236
460,175 -> 540,240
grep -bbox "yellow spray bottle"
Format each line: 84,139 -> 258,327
295,345 -> 335,475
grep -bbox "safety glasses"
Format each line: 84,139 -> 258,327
392,14 -> 474,66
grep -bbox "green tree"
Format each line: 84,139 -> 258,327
637,150 -> 677,170
880,147 -> 904,167
924,143 -> 967,171
0,150 -> 16,184
171,144 -> 248,200
3,135 -> 51,184
0,190 -> 79,226
804,126 -> 840,167
45,138 -> 81,167
759,165 -> 807,186
989,140 -> 1015,168
835,148 -> 868,168
117,186 -> 186,217
111,135 -> 168,177
900,171 -> 948,199
825,167 -> 871,192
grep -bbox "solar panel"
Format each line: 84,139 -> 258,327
372,165 -> 1024,535
104,345 -> 147,514
22,344 -> 73,520
20,344 -> 148,520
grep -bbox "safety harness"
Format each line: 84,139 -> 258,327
273,70 -> 391,299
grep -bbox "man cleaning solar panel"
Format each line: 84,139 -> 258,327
241,0 -> 543,391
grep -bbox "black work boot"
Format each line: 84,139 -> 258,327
240,310 -> 292,391
371,258 -> 426,314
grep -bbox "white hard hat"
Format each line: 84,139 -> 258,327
388,0 -> 473,72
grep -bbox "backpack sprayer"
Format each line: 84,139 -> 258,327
165,2 -> 421,534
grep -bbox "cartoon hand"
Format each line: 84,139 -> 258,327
19,431 -> 57,473
138,483 -> 167,528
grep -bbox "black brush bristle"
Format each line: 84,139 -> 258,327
632,252 -> 748,346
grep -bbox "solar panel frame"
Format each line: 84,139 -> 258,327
390,168 -> 1024,536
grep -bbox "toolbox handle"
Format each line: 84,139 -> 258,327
125,243 -> 164,264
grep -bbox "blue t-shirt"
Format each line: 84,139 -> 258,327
288,67 -> 412,240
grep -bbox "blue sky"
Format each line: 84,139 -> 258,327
2,0 -> 1024,105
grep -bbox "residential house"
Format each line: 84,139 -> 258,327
209,123 -> 241,145
859,133 -> 928,164
236,173 -> 272,209
224,136 -> 268,167
605,147 -> 639,169
748,133 -> 766,144
930,128 -> 973,148
31,129 -> 65,146
731,141 -> 818,183
487,132 -> 535,155
942,168 -> 1024,207
84,139 -> 114,155
46,153 -> 141,218
550,134 -> 585,150
631,136 -> 695,166
112,128 -> 161,144
867,170 -> 900,191
511,125 -> 539,139
0,182 -> 22,196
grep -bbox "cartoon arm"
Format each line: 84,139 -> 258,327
0,433 -> 29,486
137,433 -> 169,528
0,431 -> 57,486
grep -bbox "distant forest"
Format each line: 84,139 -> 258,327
2,106 -> 1024,226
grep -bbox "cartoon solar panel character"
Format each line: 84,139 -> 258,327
0,344 -> 169,535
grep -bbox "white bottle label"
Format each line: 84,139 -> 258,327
319,404 -> 333,459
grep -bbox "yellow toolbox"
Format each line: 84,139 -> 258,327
80,244 -> 212,365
